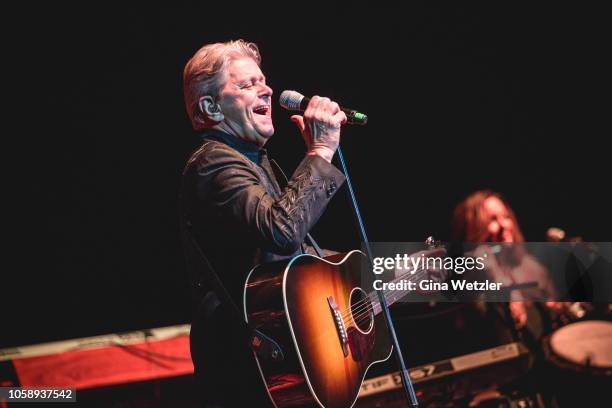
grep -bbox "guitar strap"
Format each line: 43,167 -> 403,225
179,213 -> 284,363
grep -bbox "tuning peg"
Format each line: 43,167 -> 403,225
425,236 -> 440,249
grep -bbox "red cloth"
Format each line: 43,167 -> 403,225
13,336 -> 194,390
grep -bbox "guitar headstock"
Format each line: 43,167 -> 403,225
425,236 -> 443,250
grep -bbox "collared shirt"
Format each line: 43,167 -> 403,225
200,128 -> 264,165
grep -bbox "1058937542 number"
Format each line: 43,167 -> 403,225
0,387 -> 76,402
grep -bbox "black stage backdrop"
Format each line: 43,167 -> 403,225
4,2 -> 609,348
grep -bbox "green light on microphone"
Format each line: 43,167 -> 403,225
353,112 -> 368,125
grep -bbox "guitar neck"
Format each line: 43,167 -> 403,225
369,267 -> 429,316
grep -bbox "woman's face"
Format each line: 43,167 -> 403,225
481,196 -> 516,242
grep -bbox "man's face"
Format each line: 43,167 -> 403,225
482,196 -> 516,242
215,57 -> 274,145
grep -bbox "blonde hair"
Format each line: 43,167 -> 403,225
183,39 -> 261,129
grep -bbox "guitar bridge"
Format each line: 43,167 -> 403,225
327,296 -> 349,357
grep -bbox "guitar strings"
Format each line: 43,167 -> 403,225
340,267 -> 431,326
346,279 -> 425,328
345,270 -> 431,327
341,267 -> 429,324
341,267 -> 429,321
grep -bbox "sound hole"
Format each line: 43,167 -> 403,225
350,288 -> 374,334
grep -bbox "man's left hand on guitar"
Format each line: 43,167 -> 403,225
394,247 -> 449,292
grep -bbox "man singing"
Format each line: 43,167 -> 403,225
181,39 -> 347,407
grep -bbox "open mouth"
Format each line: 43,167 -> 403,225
253,105 -> 270,116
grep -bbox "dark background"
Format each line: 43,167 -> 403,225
4,2 -> 608,348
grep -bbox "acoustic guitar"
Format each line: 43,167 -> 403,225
244,250 -> 430,408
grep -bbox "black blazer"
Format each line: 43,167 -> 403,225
181,129 -> 345,315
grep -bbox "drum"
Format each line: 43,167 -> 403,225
543,320 -> 612,407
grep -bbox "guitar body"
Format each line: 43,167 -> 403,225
243,250 -> 393,408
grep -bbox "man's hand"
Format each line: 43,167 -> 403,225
418,247 -> 449,283
290,96 -> 347,163
395,247 -> 448,291
509,301 -> 528,329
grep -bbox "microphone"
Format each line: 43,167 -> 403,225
279,90 -> 368,125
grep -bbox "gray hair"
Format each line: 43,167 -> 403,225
183,39 -> 261,129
